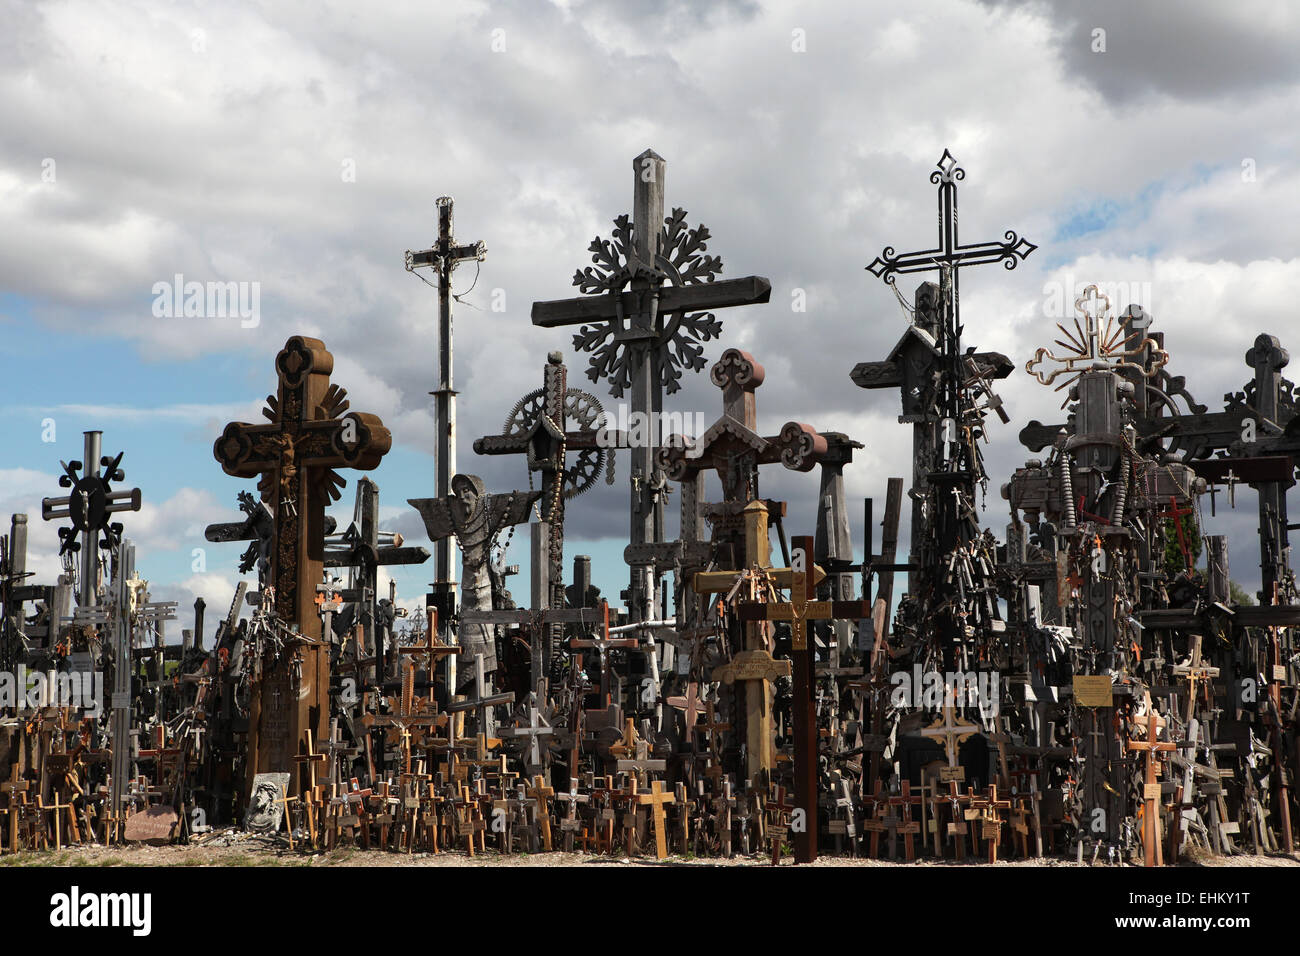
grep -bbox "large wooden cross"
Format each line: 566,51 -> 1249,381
737,534 -> 870,864
532,149 -> 772,622
214,335 -> 392,792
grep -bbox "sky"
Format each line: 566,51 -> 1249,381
2,0 -> 1298,643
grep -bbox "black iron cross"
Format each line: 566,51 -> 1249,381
41,430 -> 142,607
867,149 -> 1036,346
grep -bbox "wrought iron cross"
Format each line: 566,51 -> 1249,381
867,149 -> 1036,346
41,430 -> 142,607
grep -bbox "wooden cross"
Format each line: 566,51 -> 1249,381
556,778 -> 589,852
275,785 -> 298,851
665,680 -> 705,745
1126,693 -> 1177,867
920,699 -> 981,782
214,336 -> 391,792
499,702 -> 555,770
888,781 -> 924,861
1172,634 -> 1220,727
1158,495 -> 1196,572
763,785 -> 796,865
635,779 -> 676,860
531,149 -> 772,621
969,785 -> 1012,863
610,717 -> 666,777
569,601 -> 638,709
525,775 -> 555,851
737,534 -> 870,865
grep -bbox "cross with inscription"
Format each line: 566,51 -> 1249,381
532,149 -> 772,623
213,335 -> 392,792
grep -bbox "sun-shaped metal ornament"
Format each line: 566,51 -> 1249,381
1025,284 -> 1168,401
570,207 -> 725,397
47,449 -> 140,555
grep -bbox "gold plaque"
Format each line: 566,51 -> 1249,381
1073,675 -> 1113,707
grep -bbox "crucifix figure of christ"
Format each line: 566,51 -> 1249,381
531,149 -> 772,624
737,534 -> 871,865
1127,693 -> 1177,867
214,335 -> 392,794
405,196 -> 487,630
408,475 -> 540,694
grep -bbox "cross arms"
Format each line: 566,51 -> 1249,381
852,350 -> 1014,391
531,276 -> 771,328
692,564 -> 826,596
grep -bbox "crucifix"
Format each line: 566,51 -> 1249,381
405,196 -> 487,629
737,534 -> 870,864
474,350 -> 612,679
570,600 -> 639,710
532,149 -> 772,623
214,335 -> 392,793
325,475 -> 429,687
41,430 -> 142,608
858,149 -> 1032,582
920,697 -> 981,784
1126,693 -> 1176,867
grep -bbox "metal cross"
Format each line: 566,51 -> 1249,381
867,149 -> 1035,348
405,196 -> 487,628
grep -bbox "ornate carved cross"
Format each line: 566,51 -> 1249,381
213,335 -> 391,787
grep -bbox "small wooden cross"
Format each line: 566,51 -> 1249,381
525,775 -> 555,851
635,779 -> 677,860
556,778 -> 589,852
1126,693 -> 1176,867
888,781 -> 923,861
275,785 -> 298,851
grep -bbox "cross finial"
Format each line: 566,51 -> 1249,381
932,148 -> 964,185
1075,284 -> 1110,330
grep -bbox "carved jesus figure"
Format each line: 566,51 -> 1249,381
408,474 -> 539,689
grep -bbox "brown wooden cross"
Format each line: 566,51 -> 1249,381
636,779 -> 677,860
737,534 -> 870,865
526,775 -> 556,851
1171,635 -> 1219,727
275,784 -> 298,851
919,700 -> 981,782
214,336 -> 391,793
1126,692 -> 1177,867
888,781 -> 924,861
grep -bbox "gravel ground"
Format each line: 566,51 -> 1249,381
3,835 -> 1297,868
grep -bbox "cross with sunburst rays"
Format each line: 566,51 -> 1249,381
1025,284 -> 1168,400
